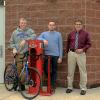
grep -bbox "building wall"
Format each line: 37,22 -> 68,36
5,0 -> 100,88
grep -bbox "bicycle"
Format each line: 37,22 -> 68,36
4,51 -> 42,100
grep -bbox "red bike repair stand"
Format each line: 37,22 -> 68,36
27,40 -> 53,96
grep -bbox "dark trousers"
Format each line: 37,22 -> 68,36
44,55 -> 58,88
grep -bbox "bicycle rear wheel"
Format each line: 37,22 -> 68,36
4,64 -> 17,91
20,67 -> 41,100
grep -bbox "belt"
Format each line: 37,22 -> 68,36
70,49 -> 75,52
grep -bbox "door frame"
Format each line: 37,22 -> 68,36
0,5 -> 5,83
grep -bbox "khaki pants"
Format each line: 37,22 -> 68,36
15,54 -> 24,76
16,54 -> 27,83
67,51 -> 87,90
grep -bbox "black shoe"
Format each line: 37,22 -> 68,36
80,90 -> 86,95
13,77 -> 18,91
20,84 -> 25,91
66,89 -> 72,93
18,84 -> 25,91
13,83 -> 18,91
14,86 -> 18,91
52,85 -> 56,90
50,87 -> 55,94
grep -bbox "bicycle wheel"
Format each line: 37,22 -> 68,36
20,67 -> 41,100
4,64 -> 17,91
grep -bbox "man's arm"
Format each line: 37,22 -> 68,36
83,33 -> 91,52
66,33 -> 70,53
57,33 -> 63,63
37,32 -> 48,45
59,33 -> 63,58
10,31 -> 18,54
25,29 -> 36,40
10,31 -> 18,50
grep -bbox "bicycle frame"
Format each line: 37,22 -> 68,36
19,61 -> 29,82
12,55 -> 29,83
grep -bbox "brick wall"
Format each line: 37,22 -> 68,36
5,0 -> 100,88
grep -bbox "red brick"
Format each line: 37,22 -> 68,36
95,57 -> 100,64
94,18 -> 100,26
86,9 -> 96,18
92,1 -> 100,10
58,26 -> 73,37
75,65 -> 79,73
87,72 -> 96,81
73,2 -> 82,9
56,79 -> 66,87
73,9 -> 85,18
88,48 -> 100,56
85,2 -> 92,9
95,80 -> 100,84
87,56 -> 96,64
74,73 -> 80,81
5,0 -> 100,87
90,40 -> 96,48
58,64 -> 67,72
95,10 -> 100,18
6,5 -> 18,12
91,34 -> 100,40
6,0 -> 18,5
95,65 -> 100,71
58,10 -> 74,18
57,0 -> 73,3
87,65 -> 96,72
96,40 -> 100,48
86,18 -> 96,26
86,25 -> 95,33
95,26 -> 100,33
87,80 -> 96,87
95,72 -> 100,80
57,72 -> 67,80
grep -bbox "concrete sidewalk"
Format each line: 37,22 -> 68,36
0,84 -> 100,100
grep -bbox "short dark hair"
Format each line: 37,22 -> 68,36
74,19 -> 83,24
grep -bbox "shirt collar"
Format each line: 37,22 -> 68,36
75,29 -> 83,34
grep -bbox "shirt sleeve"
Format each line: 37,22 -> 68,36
37,33 -> 47,40
10,31 -> 18,50
83,33 -> 91,52
25,29 -> 36,40
66,33 -> 70,53
58,33 -> 63,58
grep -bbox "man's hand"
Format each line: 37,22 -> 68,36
13,48 -> 17,55
43,40 -> 48,46
19,40 -> 26,48
57,58 -> 62,63
75,49 -> 84,54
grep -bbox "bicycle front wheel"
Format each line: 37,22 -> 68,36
4,64 -> 17,91
20,67 -> 41,100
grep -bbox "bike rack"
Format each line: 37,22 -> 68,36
27,40 -> 53,96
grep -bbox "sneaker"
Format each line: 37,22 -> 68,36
80,90 -> 86,95
66,89 -> 73,93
